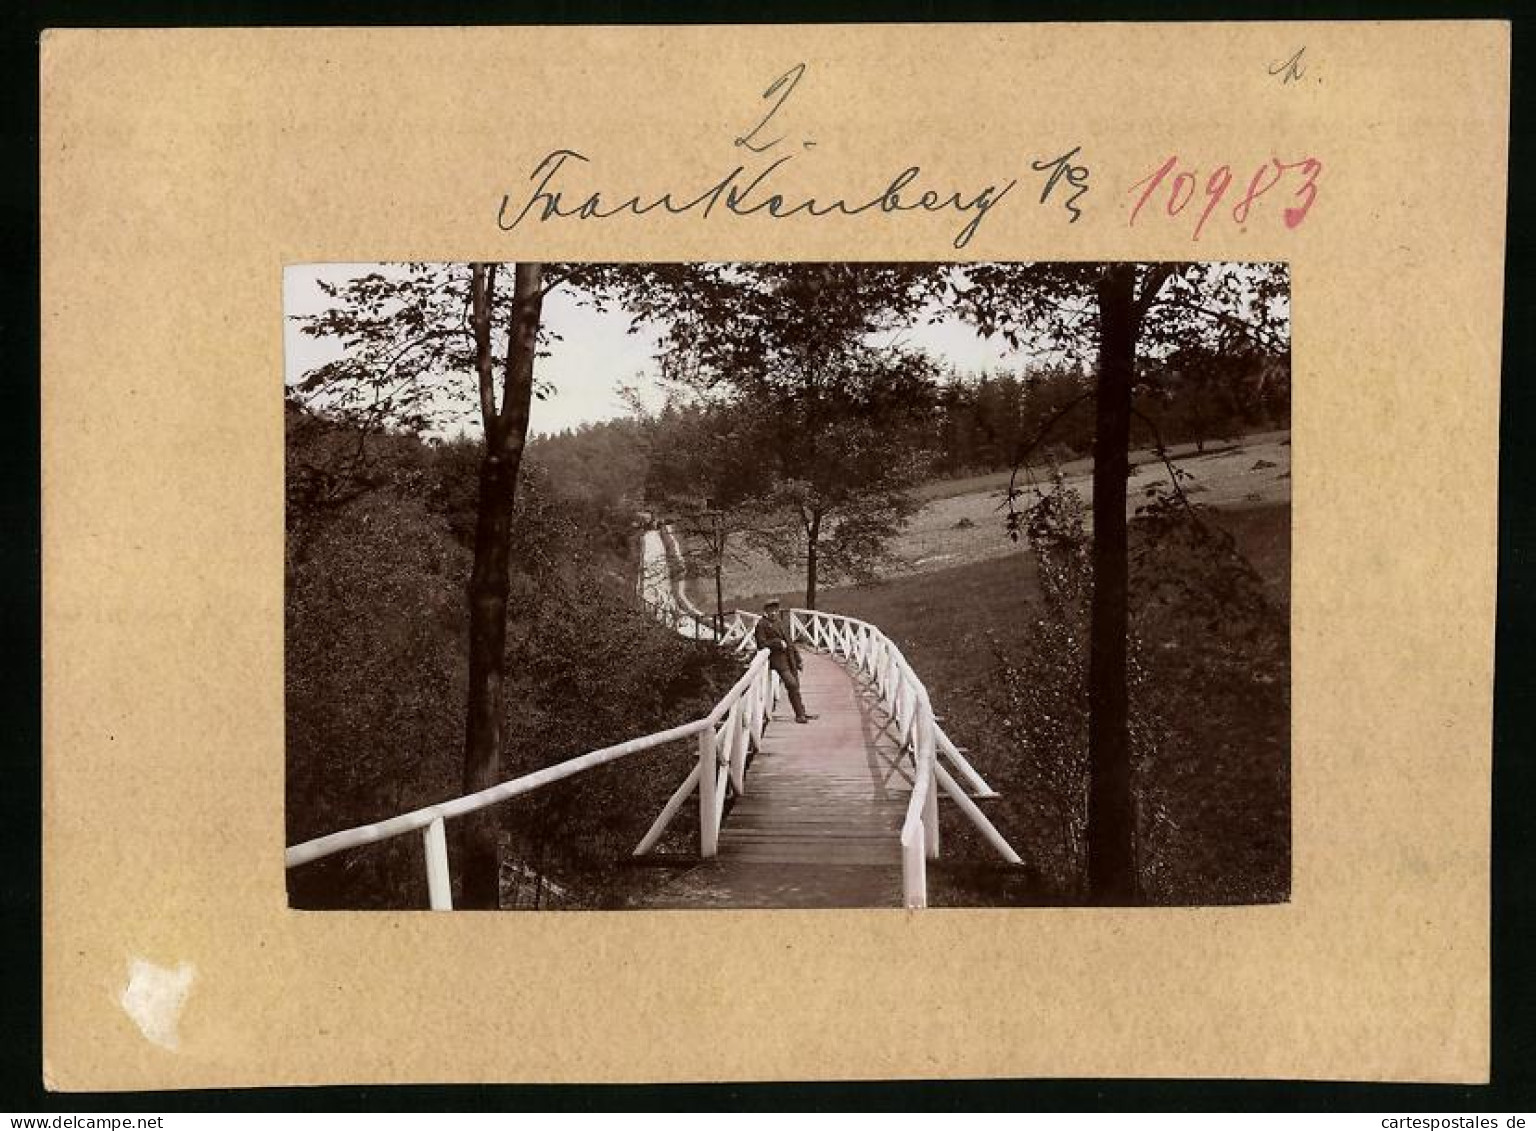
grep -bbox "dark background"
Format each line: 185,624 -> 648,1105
4,0 -> 1530,1111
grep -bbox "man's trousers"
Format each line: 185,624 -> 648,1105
771,656 -> 808,720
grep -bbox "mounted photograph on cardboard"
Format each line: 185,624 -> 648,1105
283,260 -> 1291,912
40,19 -> 1507,1087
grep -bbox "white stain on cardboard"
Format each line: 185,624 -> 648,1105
119,958 -> 195,1051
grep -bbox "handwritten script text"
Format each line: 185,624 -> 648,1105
496,64 -> 1089,249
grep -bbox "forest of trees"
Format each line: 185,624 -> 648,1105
285,404 -> 741,908
924,350 -> 1289,476
631,349 -> 1289,496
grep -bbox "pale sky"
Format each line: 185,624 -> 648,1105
282,264 -> 1030,438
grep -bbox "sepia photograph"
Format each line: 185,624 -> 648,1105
283,261 -> 1291,912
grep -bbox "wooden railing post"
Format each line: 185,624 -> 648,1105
902,806 -> 928,909
743,680 -> 758,752
728,700 -> 748,795
698,724 -> 719,857
423,816 -> 453,911
923,733 -> 941,861
754,662 -> 771,741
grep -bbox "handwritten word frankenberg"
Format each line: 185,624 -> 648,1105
498,148 -> 1019,251
495,61 -> 1086,249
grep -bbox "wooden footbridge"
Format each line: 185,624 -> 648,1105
640,647 -> 924,909
285,530 -> 1021,910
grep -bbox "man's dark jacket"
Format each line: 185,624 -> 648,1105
753,611 -> 802,670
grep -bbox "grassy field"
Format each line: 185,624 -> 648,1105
909,428 -> 1289,503
683,429 -> 1291,610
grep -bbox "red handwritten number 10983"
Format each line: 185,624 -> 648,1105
1129,156 -> 1322,239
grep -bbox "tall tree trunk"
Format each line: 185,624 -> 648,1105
804,511 -> 821,610
1086,263 -> 1137,904
459,451 -> 517,908
460,262 -> 544,910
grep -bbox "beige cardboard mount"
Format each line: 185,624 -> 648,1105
40,23 -> 1508,1089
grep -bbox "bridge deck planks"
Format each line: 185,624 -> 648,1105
643,650 -> 913,909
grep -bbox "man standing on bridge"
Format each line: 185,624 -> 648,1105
754,598 -> 815,724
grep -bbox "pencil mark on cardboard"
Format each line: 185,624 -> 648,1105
1031,146 -> 1090,222
1269,46 -> 1307,84
734,62 -> 808,153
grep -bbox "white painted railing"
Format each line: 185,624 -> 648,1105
632,646 -> 780,858
639,593 -> 720,642
780,608 -> 1021,908
716,607 -> 765,656
285,647 -> 781,910
286,599 -> 1018,910
636,602 -> 1020,905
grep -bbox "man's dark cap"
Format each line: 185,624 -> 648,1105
763,598 -> 781,609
